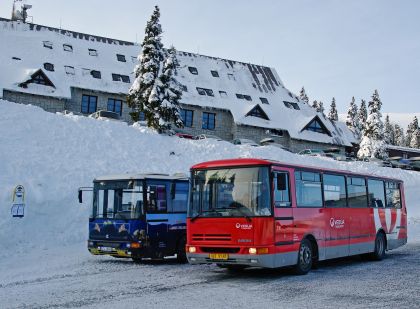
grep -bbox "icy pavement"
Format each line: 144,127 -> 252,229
1,242 -> 419,309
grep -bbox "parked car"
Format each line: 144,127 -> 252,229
324,152 -> 347,161
298,149 -> 325,157
195,134 -> 223,141
259,138 -> 292,152
388,156 -> 412,170
409,157 -> 420,171
89,110 -> 120,121
233,138 -> 259,147
172,129 -> 194,139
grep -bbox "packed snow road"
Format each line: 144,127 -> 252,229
1,243 -> 419,309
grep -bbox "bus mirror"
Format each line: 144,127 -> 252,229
170,183 -> 176,199
276,174 -> 287,191
78,189 -> 83,203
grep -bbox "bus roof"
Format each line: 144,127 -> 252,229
191,158 -> 403,182
94,173 -> 189,182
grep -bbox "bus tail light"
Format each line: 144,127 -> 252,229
188,246 -> 197,253
130,242 -> 141,249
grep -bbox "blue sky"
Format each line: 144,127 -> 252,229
1,0 -> 419,114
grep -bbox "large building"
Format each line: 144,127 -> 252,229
0,17 -> 357,153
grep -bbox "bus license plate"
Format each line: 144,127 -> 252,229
99,246 -> 114,252
209,253 -> 229,260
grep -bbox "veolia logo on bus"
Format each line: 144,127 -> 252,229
330,218 -> 345,229
236,223 -> 253,230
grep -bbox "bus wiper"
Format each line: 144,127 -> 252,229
190,213 -> 202,222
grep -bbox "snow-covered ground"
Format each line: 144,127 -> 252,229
1,100 -> 420,308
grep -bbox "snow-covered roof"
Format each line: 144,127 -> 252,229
386,144 -> 420,154
0,18 -> 355,146
94,173 -> 188,181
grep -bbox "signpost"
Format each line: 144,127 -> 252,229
11,185 -> 25,218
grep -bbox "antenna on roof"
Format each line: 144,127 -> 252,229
11,0 -> 32,23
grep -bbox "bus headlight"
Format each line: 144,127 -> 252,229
188,246 -> 196,253
249,248 -> 268,254
249,248 -> 257,254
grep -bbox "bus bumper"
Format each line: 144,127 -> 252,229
187,252 -> 298,269
87,240 -> 142,258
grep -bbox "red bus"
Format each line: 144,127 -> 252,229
186,158 -> 407,274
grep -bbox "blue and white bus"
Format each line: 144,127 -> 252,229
80,173 -> 189,262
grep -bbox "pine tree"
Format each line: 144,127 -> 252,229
357,99 -> 367,135
394,124 -> 405,147
357,90 -> 386,159
383,114 -> 394,145
127,6 -> 183,130
328,97 -> 338,121
346,96 -> 360,138
311,100 -> 318,110
318,101 -> 325,114
299,87 -> 309,104
406,116 -> 419,147
410,128 -> 420,148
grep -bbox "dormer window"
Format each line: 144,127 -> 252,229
260,97 -> 269,104
121,75 -> 130,83
219,91 -> 227,98
44,63 -> 55,72
236,94 -> 252,101
112,74 -> 130,83
65,66 -> 75,75
19,70 -> 55,88
243,95 -> 252,101
196,87 -> 214,96
227,73 -> 235,81
43,41 -> 53,49
12,57 -> 21,61
270,129 -> 283,137
63,44 -> 73,52
283,101 -> 300,110
246,105 -> 269,120
91,70 -> 101,79
211,70 -> 219,77
88,49 -> 98,56
131,56 -> 137,63
303,117 -> 331,136
116,54 -> 126,62
188,67 -> 198,75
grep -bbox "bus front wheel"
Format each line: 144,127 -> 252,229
294,239 -> 313,275
176,236 -> 187,263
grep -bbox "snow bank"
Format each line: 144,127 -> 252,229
0,100 -> 419,257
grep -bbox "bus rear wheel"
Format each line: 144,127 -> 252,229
370,232 -> 386,261
294,239 -> 313,275
176,236 -> 187,263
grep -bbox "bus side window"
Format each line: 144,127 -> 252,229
274,172 -> 291,207
385,182 -> 401,209
170,182 -> 189,213
367,179 -> 385,208
147,185 -> 167,213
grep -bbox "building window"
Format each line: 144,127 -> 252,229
88,49 -> 98,56
306,119 -> 327,134
43,41 -> 53,49
63,44 -> 73,52
202,112 -> 216,130
121,75 -> 130,83
44,63 -> 54,72
107,98 -> 123,116
196,87 -> 214,96
270,129 -> 283,136
219,91 -> 227,98
91,70 -> 101,79
64,66 -> 75,75
236,94 -> 244,99
112,74 -> 130,83
324,174 -> 347,207
246,105 -> 269,120
12,57 -> 21,61
227,73 -> 235,80
260,97 -> 269,104
180,109 -> 193,127
295,171 -> 323,207
116,54 -> 126,62
32,74 -> 47,85
211,70 -> 219,77
188,66 -> 198,75
139,112 -> 146,121
283,101 -> 299,110
81,95 -> 97,114
131,56 -> 138,63
347,177 -> 368,208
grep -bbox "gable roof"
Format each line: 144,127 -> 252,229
301,115 -> 332,136
245,104 -> 269,120
18,69 -> 56,88
0,18 -> 356,147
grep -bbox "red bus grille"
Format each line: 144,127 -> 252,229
192,234 -> 232,241
200,247 -> 240,253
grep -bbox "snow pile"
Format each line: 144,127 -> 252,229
0,100 -> 419,257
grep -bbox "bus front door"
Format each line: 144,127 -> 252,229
145,182 -> 169,257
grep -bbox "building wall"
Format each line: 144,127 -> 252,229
289,138 -> 345,153
67,88 -> 133,123
233,124 -> 291,147
3,90 -> 65,113
178,103 -> 234,141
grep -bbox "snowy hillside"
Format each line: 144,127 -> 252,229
1,99 -> 419,258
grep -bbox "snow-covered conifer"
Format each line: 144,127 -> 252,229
406,116 -> 419,147
357,99 -> 367,134
299,87 -> 309,104
318,101 -> 324,114
346,97 -> 360,138
394,124 -> 405,147
410,128 -> 420,149
357,90 -> 386,158
383,114 -> 394,145
311,100 -> 318,110
127,6 -> 165,126
328,97 -> 338,121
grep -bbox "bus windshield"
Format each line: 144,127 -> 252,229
92,180 -> 143,220
190,167 -> 271,218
